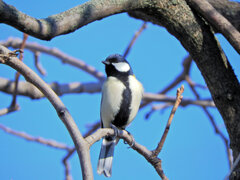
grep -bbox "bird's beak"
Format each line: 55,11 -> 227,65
102,60 -> 110,65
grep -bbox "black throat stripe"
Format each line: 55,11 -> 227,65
112,76 -> 132,129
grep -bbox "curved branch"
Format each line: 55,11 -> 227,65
0,45 -> 93,180
0,0 -> 142,40
208,0 -> 240,32
186,0 -> 240,54
129,1 -> 240,172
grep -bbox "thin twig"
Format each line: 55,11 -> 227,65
143,93 -> 214,107
140,55 -> 192,108
10,33 -> 28,107
145,103 -> 172,120
225,153 -> 240,180
123,22 -> 147,58
0,124 -> 73,151
186,75 -> 233,169
34,51 -> 47,76
0,104 -> 20,116
1,37 -> 105,81
0,122 -> 74,180
63,153 -> 73,180
153,85 -> 184,156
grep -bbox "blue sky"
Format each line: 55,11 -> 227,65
0,0 -> 240,180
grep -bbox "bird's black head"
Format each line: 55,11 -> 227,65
102,54 -> 133,78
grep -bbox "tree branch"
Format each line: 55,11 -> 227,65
186,0 -> 240,54
0,0 -> 143,40
0,77 -> 214,108
0,124 -> 73,151
0,104 -> 20,116
0,45 -> 93,180
153,85 -> 184,156
0,37 -> 105,81
0,77 -> 102,99
123,22 -> 147,58
85,128 -> 168,179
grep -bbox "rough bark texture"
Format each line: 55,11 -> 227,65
0,0 -> 240,179
129,1 -> 240,179
208,0 -> 240,32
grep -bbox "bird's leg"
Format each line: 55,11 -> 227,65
110,124 -> 119,140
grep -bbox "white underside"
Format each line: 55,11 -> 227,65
100,75 -> 143,128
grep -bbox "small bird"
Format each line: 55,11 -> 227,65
97,54 -> 143,177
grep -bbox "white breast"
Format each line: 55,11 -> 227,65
127,75 -> 144,126
101,77 -> 126,128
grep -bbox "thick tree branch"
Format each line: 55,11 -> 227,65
0,77 -> 214,108
0,45 -> 93,180
0,0 -> 143,40
129,3 -> 240,178
186,0 -> 240,54
208,0 -> 240,32
0,77 -> 102,99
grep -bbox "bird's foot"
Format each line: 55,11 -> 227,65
110,124 -> 119,140
124,130 -> 135,148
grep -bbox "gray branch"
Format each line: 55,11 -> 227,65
0,45 -> 93,180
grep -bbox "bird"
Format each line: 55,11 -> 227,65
97,54 -> 144,177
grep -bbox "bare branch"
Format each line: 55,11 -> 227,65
0,37 -> 105,81
62,153 -> 73,180
62,121 -> 101,169
0,77 -> 214,108
123,22 -> 147,58
140,55 -> 192,109
225,153 -> 240,180
0,77 -> 102,99
0,103 -> 20,116
0,124 -> 73,151
145,103 -> 172,120
186,0 -> 240,54
0,45 -> 93,180
10,33 -> 28,107
34,51 -> 47,76
143,93 -> 214,107
186,74 -> 232,169
153,85 -> 184,156
85,128 -> 168,179
0,0 -> 142,40
0,123 -> 75,179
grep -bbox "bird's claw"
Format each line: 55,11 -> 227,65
124,130 -> 135,148
110,124 -> 119,140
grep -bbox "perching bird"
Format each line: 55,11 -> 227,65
97,54 -> 143,177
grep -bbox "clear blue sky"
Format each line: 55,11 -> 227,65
0,0 -> 240,180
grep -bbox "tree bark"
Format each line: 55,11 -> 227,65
1,0 -> 240,178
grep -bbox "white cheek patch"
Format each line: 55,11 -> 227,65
112,62 -> 130,72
